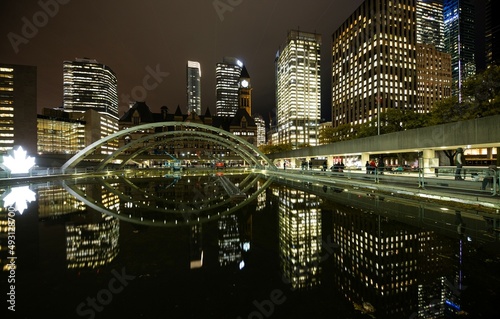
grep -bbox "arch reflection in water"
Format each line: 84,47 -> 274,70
1,170 -> 498,318
62,171 -> 272,227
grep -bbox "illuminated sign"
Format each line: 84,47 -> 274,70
2,186 -> 36,214
1,146 -> 36,174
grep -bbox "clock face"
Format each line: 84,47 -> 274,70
241,79 -> 249,88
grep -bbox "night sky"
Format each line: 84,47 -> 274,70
0,0 -> 366,121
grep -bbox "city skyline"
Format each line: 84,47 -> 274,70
0,0 -> 491,123
0,0 -> 365,121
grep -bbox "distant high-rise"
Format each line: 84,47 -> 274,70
416,0 -> 445,51
332,0 -> 418,131
63,58 -> 119,154
216,57 -> 242,117
276,30 -> 321,148
254,115 -> 266,146
187,61 -> 202,115
0,63 -> 37,155
443,0 -> 476,100
485,0 -> 500,67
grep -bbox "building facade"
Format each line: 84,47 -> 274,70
37,108 -> 86,154
416,0 -> 445,51
187,61 -> 202,115
216,57 -> 243,117
0,64 -> 37,155
63,58 -> 119,153
416,43 -> 452,112
276,30 -> 321,148
254,115 -> 266,146
332,0 -> 418,132
443,0 -> 476,100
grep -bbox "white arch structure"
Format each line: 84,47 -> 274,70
61,122 -> 276,171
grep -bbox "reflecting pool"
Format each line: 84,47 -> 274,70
1,170 -> 499,319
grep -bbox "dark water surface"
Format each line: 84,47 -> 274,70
2,171 -> 499,319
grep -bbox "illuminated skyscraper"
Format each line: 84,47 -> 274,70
443,0 -> 476,100
276,30 -> 321,148
416,0 -> 451,113
0,64 -> 37,155
63,58 -> 118,117
254,114 -> 266,146
216,57 -> 243,117
63,58 -> 119,153
416,0 -> 445,51
187,61 -> 202,115
331,0 -> 418,131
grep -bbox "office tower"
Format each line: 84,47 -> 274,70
187,61 -> 202,115
63,58 -> 119,154
0,64 -> 37,155
443,0 -> 476,100
276,30 -> 321,148
254,114 -> 266,146
331,0 -> 418,131
63,58 -> 118,117
485,0 -> 500,67
416,43 -> 452,112
216,57 -> 243,117
416,1 -> 451,113
416,0 -> 445,51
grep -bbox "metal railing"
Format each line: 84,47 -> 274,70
282,165 -> 499,197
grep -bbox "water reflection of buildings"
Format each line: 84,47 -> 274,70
276,187 -> 322,290
190,224 -> 203,269
66,182 -> 120,269
255,179 -> 266,212
66,214 -> 119,269
331,207 -> 452,318
218,214 -> 244,268
38,186 -> 86,218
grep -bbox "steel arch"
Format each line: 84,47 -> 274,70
97,132 -> 259,171
61,121 -> 276,171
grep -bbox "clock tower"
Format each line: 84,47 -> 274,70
238,65 -> 252,116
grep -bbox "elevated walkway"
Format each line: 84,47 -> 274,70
264,166 -> 500,212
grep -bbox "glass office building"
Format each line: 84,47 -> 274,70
63,58 -> 119,153
276,30 -> 321,148
443,0 -> 476,100
216,57 -> 242,118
